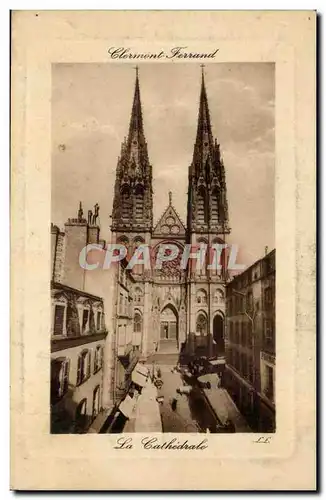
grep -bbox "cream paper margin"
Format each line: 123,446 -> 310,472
11,11 -> 316,490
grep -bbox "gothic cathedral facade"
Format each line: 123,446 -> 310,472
111,69 -> 231,359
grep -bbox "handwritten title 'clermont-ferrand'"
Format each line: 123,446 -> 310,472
108,46 -> 219,60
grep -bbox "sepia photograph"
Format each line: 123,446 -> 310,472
50,62 -> 276,435
11,9 -> 316,491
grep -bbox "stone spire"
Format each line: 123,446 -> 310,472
187,68 -> 230,233
111,68 -> 153,231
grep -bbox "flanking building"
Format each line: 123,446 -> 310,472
50,281 -> 108,433
224,249 -> 276,432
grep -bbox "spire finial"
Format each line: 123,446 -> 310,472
78,201 -> 83,221
134,65 -> 139,78
169,191 -> 172,205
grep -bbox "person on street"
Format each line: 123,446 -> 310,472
171,397 -> 178,411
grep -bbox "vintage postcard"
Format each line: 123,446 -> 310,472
11,11 -> 316,490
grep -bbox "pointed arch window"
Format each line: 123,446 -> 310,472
134,312 -> 142,333
211,189 -> 219,225
135,185 -> 144,220
196,313 -> 208,335
197,188 -> 208,224
121,186 -> 132,220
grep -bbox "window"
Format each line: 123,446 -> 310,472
121,186 -> 132,220
211,189 -> 219,224
101,313 -> 105,330
264,365 -> 274,401
197,188 -> 208,224
82,309 -> 89,333
264,287 -> 273,307
134,312 -> 142,333
196,313 -> 208,335
119,293 -> 123,314
264,319 -> 273,341
246,291 -> 253,312
92,386 -> 101,419
75,399 -> 88,433
51,358 -> 70,404
94,346 -> 103,373
53,305 -> 65,336
96,311 -> 101,331
77,350 -> 91,385
214,289 -> 224,304
135,186 -> 144,220
134,287 -> 143,304
89,307 -> 95,332
196,289 -> 207,304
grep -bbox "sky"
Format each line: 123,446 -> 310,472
52,62 -> 275,267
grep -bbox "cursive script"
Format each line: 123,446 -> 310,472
141,437 -> 208,450
108,47 -> 219,60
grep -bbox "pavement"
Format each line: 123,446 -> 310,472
156,364 -> 199,432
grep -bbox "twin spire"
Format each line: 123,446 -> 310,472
112,66 -> 229,232
128,66 -> 145,143
127,65 -> 215,167
195,66 -> 214,152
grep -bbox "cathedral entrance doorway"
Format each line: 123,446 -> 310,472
159,305 -> 178,353
213,314 -> 225,356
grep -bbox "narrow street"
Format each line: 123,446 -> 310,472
147,352 -> 251,433
156,364 -> 200,432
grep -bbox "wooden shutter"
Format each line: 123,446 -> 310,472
53,305 -> 65,336
87,351 -> 91,378
77,356 -> 82,385
62,359 -> 70,395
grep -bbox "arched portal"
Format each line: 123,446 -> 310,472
213,314 -> 225,356
159,304 -> 178,353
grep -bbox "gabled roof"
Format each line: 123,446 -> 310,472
153,192 -> 186,237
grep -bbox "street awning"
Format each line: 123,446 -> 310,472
119,394 -> 138,419
132,362 -> 149,388
209,359 -> 226,366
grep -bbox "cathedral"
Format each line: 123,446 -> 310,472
111,68 -> 231,360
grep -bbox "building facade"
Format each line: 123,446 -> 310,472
224,249 -> 276,432
50,281 -> 107,433
111,259 -> 141,404
110,69 -> 230,360
51,213 -> 115,433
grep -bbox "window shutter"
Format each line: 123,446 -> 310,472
87,351 -> 91,378
62,359 -> 69,394
93,350 -> 97,373
77,357 -> 82,385
57,361 -> 64,397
